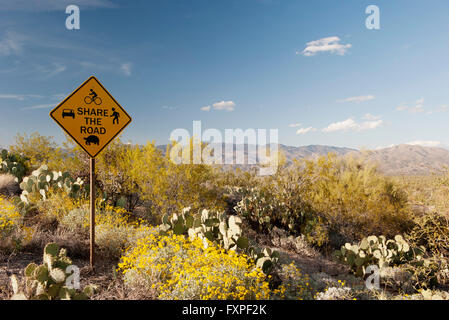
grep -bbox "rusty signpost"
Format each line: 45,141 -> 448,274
50,76 -> 132,268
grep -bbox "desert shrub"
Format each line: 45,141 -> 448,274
0,174 -> 21,197
0,196 -> 33,251
233,169 -> 326,246
298,154 -> 412,243
9,132 -> 65,170
95,139 -> 141,211
0,195 -> 23,239
125,141 -> 225,218
58,202 -> 154,258
314,279 -> 357,300
408,211 -> 449,256
271,263 -> 314,300
118,232 -> 271,300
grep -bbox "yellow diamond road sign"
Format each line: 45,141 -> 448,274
50,76 -> 132,158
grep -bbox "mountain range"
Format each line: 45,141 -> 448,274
157,143 -> 449,176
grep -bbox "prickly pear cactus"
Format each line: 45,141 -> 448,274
0,149 -> 27,182
9,243 -> 97,300
18,165 -> 83,204
337,235 -> 426,276
161,208 -> 279,274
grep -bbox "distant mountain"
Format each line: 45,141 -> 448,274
156,143 -> 357,168
156,143 -> 449,175
363,144 -> 449,175
278,144 -> 357,162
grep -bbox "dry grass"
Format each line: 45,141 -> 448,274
0,174 -> 20,198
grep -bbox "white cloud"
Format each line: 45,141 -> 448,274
375,144 -> 397,150
337,95 -> 375,103
396,98 -> 425,114
120,63 -> 132,76
363,113 -> 381,120
0,31 -> 24,56
406,140 -> 441,147
289,123 -> 301,128
202,100 -> 236,112
296,127 -> 316,135
298,36 -> 352,56
322,118 -> 383,132
426,105 -> 448,115
358,119 -> 383,130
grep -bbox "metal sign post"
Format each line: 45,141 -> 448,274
89,158 -> 95,269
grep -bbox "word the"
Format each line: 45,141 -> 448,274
77,107 -> 109,135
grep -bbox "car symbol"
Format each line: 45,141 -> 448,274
62,109 -> 75,119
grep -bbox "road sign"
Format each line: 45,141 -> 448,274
50,76 -> 132,269
50,76 -> 132,158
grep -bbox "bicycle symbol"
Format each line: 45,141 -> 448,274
84,89 -> 102,105
84,95 -> 102,105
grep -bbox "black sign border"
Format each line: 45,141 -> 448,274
49,76 -> 132,158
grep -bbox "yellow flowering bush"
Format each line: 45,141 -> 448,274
0,196 -> 33,250
43,193 -> 154,258
0,195 -> 22,238
272,263 -> 314,300
118,233 -> 271,300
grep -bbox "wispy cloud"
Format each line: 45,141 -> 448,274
298,36 -> 351,56
44,63 -> 67,78
337,95 -> 375,103
426,105 -> 447,115
396,98 -> 425,114
0,94 -> 43,100
289,123 -> 301,128
201,100 -> 236,112
296,127 -> 316,135
322,118 -> 383,132
0,31 -> 25,56
406,140 -> 441,147
363,113 -> 381,120
120,63 -> 132,76
21,103 -> 55,110
0,0 -> 117,11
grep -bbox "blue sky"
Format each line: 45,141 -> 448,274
1,0 -> 449,150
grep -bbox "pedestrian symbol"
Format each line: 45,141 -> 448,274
111,108 -> 120,124
50,76 -> 132,158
